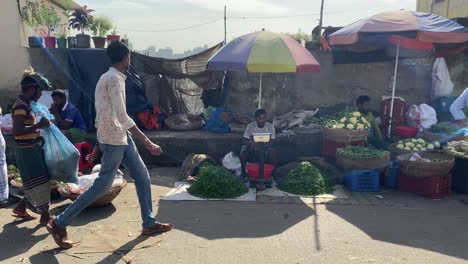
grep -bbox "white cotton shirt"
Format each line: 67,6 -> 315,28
450,88 -> 468,120
243,122 -> 276,139
95,67 -> 136,145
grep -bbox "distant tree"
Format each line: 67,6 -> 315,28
289,29 -> 312,43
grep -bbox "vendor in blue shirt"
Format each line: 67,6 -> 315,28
49,89 -> 87,143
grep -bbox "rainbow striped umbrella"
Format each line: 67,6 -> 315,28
208,31 -> 320,108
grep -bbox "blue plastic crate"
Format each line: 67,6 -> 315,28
345,170 -> 380,192
384,161 -> 399,188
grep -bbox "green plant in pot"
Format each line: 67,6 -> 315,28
69,5 -> 94,48
90,16 -> 113,48
21,0 -> 61,48
107,26 -> 121,43
57,33 -> 67,48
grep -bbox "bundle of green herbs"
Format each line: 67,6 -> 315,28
277,162 -> 334,196
337,146 -> 389,160
188,164 -> 248,199
428,122 -> 460,134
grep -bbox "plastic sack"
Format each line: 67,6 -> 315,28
222,151 -> 242,177
31,102 -> 80,183
432,58 -> 454,100
406,104 -> 438,131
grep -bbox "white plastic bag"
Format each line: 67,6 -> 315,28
222,151 -> 242,177
432,58 -> 454,100
406,104 -> 437,131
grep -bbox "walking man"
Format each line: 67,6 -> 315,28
47,41 -> 172,249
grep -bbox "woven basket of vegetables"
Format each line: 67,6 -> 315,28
424,122 -> 468,142
389,138 -> 439,158
323,111 -> 370,143
444,140 -> 468,160
336,146 -> 390,172
397,152 -> 455,178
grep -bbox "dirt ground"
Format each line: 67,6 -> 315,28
1,167 -> 468,264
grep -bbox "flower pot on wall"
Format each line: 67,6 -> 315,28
107,34 -> 120,43
76,34 -> 91,48
57,37 -> 67,48
44,36 -> 57,48
28,36 -> 44,48
92,36 -> 106,48
68,37 -> 76,48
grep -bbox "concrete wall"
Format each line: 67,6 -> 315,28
417,0 -> 468,19
223,51 -> 434,115
0,0 -> 31,110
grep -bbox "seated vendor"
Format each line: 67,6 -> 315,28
240,109 -> 277,180
49,89 -> 87,143
356,95 -> 385,148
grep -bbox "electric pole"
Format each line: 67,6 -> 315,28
319,0 -> 325,35
224,6 -> 227,44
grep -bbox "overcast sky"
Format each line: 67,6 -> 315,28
75,0 -> 417,52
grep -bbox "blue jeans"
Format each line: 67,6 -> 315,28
55,137 -> 156,228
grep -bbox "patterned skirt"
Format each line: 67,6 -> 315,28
15,142 -> 50,214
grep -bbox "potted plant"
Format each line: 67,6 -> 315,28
57,33 -> 67,48
121,34 -> 129,46
90,16 -> 113,49
20,0 -> 44,47
69,6 -> 94,48
40,2 -> 62,48
107,26 -> 121,43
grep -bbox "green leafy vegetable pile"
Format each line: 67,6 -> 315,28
277,162 -> 334,196
337,146 -> 390,160
188,164 -> 248,199
303,116 -> 326,126
428,122 -> 460,134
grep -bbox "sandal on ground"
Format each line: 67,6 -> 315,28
11,210 -> 37,221
141,223 -> 172,236
40,215 -> 55,226
46,220 -> 73,249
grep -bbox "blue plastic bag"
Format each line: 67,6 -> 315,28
31,102 -> 79,183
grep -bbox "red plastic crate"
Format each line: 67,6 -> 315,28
322,139 -> 366,159
398,174 -> 451,199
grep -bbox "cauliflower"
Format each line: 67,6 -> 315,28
427,144 -> 434,150
396,144 -> 405,149
411,139 -> 418,143
346,124 -> 355,129
362,118 -> 370,126
405,142 -> 415,148
434,141 -> 440,148
413,147 -> 419,151
336,123 -> 345,129
420,147 -> 427,151
349,117 -> 358,125
417,138 -> 425,144
353,112 -> 361,117
416,144 -> 423,149
404,147 -> 411,150
357,124 -> 365,130
340,117 -> 347,123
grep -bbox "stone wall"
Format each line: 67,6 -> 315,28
223,51 -> 435,116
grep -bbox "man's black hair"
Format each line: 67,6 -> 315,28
20,73 -> 50,92
107,41 -> 130,65
51,89 -> 67,99
255,109 -> 267,118
356,95 -> 371,105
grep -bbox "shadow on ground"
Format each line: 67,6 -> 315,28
50,203 -> 117,227
326,202 -> 468,261
0,222 -> 47,262
155,199 -> 315,240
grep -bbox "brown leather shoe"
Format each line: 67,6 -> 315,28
141,223 -> 172,236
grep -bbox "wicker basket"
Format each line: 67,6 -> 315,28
165,114 -> 202,131
60,179 -> 127,208
336,153 -> 390,172
388,143 -> 425,159
322,127 -> 368,144
424,130 -> 468,143
397,152 -> 455,178
180,153 -> 215,180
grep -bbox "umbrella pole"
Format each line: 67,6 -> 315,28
387,41 -> 400,139
258,73 -> 263,109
